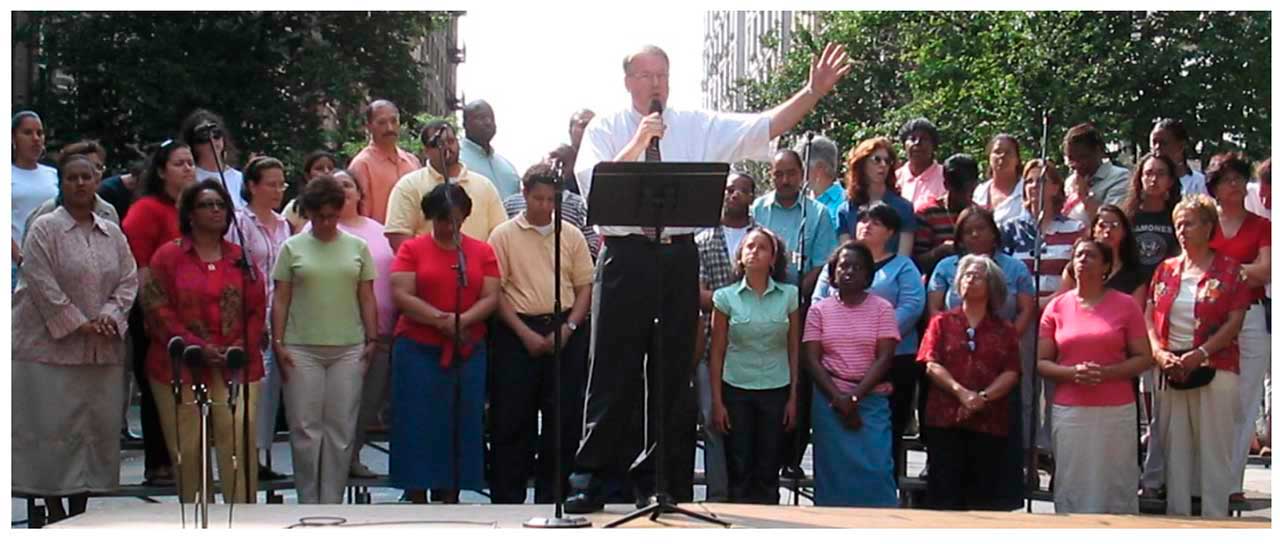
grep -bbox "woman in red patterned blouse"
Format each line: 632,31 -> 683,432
917,254 -> 1021,510
141,179 -> 268,504
1146,194 -> 1252,518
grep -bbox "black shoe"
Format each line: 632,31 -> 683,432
258,463 -> 287,481
564,491 -> 603,514
780,465 -> 806,480
563,473 -> 603,514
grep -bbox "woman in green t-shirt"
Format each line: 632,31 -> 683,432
271,176 -> 378,504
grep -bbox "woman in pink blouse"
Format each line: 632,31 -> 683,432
11,153 -> 138,522
1038,238 -> 1152,514
226,156 -> 293,481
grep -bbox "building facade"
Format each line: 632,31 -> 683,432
702,10 -> 819,112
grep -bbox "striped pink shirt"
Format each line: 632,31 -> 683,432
802,294 -> 899,395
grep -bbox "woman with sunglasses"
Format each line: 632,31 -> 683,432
181,109 -> 246,209
838,137 -> 917,256
1038,238 -> 1152,513
916,254 -> 1020,510
141,179 -> 268,503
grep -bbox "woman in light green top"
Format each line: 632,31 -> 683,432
709,227 -> 800,504
271,175 -> 378,504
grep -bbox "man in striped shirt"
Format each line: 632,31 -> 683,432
913,154 -> 980,278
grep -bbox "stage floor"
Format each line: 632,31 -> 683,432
51,503 -> 1268,529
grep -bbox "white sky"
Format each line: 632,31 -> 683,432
457,7 -> 706,175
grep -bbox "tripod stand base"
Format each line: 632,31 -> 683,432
522,515 -> 593,528
604,495 -> 730,528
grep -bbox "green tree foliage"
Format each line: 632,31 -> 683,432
735,11 -> 1270,177
18,11 -> 450,173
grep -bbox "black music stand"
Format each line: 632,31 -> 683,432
587,161 -> 731,528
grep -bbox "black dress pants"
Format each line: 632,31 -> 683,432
129,304 -> 171,473
573,235 -> 699,497
924,427 -> 1011,511
724,384 -> 788,504
488,313 -> 589,504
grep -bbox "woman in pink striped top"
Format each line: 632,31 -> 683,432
802,241 -> 900,506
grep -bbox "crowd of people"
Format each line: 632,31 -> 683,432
9,41 -> 1271,523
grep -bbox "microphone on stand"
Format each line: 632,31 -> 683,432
168,337 -> 187,402
183,345 -> 206,385
224,347 -> 248,410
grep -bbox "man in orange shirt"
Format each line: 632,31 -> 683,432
349,99 -> 421,223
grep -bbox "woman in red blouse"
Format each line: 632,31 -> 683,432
120,139 -> 197,486
917,254 -> 1021,510
1206,154 -> 1272,501
140,179 -> 267,504
1146,194 -> 1252,517
389,183 -> 500,504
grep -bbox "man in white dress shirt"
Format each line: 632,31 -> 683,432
565,42 -> 851,513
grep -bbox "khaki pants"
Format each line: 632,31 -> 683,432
150,373 -> 260,504
282,343 -> 364,504
1161,370 -> 1240,518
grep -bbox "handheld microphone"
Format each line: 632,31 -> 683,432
224,347 -> 248,408
648,99 -> 663,153
168,337 -> 187,400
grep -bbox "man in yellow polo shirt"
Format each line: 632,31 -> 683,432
383,120 -> 507,252
486,162 -> 594,504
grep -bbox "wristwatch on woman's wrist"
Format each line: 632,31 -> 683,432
1196,346 -> 1211,362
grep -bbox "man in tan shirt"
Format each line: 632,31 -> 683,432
383,120 -> 506,252
349,99 -> 421,224
486,162 -> 594,504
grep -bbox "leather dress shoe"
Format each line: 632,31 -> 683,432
563,473 -> 603,514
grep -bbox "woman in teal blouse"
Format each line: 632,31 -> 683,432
709,227 -> 800,504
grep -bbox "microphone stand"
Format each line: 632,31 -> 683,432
203,123 -> 255,523
167,337 -> 188,528
798,133 -> 813,300
525,160 -> 591,528
1025,110 -> 1050,511
444,147 -> 467,504
606,185 -> 728,529
182,346 -> 212,529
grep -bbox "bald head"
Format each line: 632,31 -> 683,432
463,100 -> 496,148
365,99 -> 401,147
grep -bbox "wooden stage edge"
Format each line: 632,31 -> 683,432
51,503 -> 1269,529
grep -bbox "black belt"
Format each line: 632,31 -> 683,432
605,233 -> 694,245
516,313 -> 564,331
